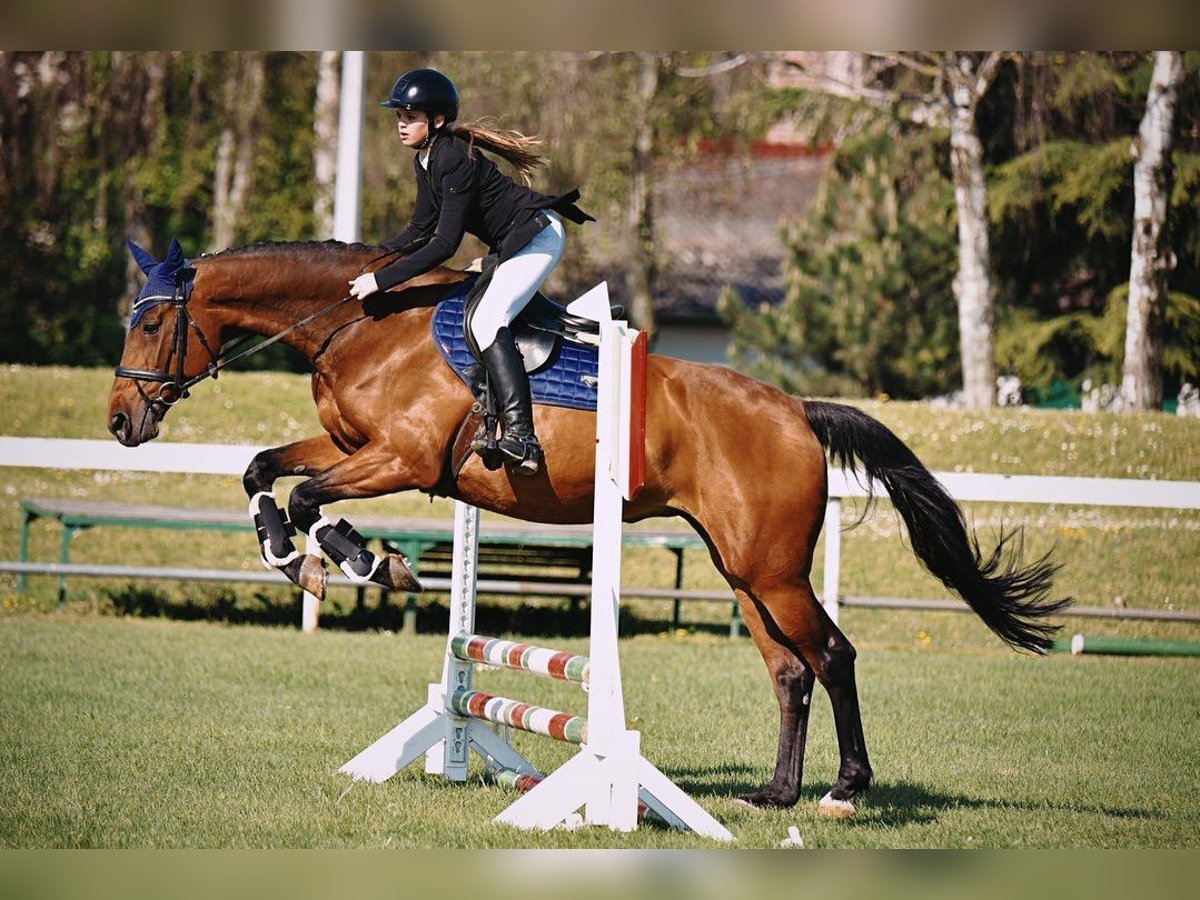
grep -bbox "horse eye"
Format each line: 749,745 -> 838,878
142,320 -> 161,335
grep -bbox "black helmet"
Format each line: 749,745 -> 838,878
381,68 -> 459,122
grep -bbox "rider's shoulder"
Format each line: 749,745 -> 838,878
431,132 -> 473,168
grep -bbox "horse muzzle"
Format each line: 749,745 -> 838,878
108,408 -> 159,447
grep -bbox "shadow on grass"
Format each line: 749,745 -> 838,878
98,583 -> 726,639
659,762 -> 1165,827
692,778 -> 1169,827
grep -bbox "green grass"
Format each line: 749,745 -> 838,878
1,615 -> 1197,848
2,366 -> 1198,848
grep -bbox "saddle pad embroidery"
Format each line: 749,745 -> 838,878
432,286 -> 600,412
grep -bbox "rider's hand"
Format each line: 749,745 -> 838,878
348,272 -> 379,300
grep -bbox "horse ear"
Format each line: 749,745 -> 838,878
126,239 -> 159,275
163,237 -> 186,270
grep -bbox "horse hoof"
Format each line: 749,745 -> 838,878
817,791 -> 856,818
384,553 -> 422,592
295,554 -> 328,601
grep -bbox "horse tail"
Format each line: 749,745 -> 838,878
803,400 -> 1072,654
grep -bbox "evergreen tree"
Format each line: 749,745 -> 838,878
723,119 -> 959,398
989,51 -> 1200,402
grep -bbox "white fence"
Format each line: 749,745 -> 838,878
3,436 -> 1199,625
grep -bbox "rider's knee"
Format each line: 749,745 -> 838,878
469,308 -> 503,350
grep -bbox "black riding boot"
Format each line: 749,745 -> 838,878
480,328 -> 543,476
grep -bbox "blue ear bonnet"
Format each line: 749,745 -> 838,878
127,238 -> 195,327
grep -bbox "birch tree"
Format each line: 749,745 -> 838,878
624,51 -> 664,339
1120,50 -> 1185,411
311,51 -> 340,239
212,52 -> 266,250
780,51 -> 1008,408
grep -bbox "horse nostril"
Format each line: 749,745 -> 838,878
109,412 -> 129,439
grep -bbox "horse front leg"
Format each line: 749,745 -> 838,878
284,442 -> 426,595
243,434 -> 348,600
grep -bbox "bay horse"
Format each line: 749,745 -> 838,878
107,238 -> 1071,816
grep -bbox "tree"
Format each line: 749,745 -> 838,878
722,119 -> 959,398
212,52 -> 265,251
0,52 -> 322,368
944,52 -> 1007,409
0,51 -> 775,369
779,51 -> 1009,408
311,51 -> 340,239
624,51 -> 664,339
1121,51 -> 1185,411
987,52 -> 1200,403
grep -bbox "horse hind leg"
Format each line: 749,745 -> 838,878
740,579 -> 873,817
732,587 -> 816,810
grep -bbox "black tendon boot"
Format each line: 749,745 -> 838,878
480,327 -> 543,476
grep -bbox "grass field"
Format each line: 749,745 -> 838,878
2,614 -> 1198,848
1,365 -> 1198,848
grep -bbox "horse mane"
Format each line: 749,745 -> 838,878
196,240 -> 468,296
201,239 -> 385,260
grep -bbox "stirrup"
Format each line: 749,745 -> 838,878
498,434 -> 542,476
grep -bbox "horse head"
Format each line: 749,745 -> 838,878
108,237 -> 219,446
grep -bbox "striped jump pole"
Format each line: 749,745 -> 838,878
450,635 -> 591,686
339,292 -> 734,842
450,689 -> 589,744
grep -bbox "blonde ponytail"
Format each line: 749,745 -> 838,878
448,118 -> 548,186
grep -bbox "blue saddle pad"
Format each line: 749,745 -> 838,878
431,284 -> 600,412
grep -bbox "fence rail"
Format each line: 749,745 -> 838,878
3,436 -> 1199,627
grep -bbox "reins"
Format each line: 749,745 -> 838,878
114,247 -> 402,419
196,292 -> 360,386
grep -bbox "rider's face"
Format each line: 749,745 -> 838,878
394,109 -> 443,148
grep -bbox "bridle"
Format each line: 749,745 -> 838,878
114,272 -> 226,421
114,248 -> 401,422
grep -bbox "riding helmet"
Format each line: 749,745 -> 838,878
381,68 -> 459,122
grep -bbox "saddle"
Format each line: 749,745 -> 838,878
461,255 -> 623,371
430,255 -> 623,478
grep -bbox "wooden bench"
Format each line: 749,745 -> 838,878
15,497 -> 736,632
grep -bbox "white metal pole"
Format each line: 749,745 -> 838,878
586,321 -> 628,747
333,50 -> 365,243
435,500 -> 480,780
583,322 -> 639,830
301,533 -> 319,634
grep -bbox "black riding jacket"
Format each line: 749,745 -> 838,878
374,131 -> 593,292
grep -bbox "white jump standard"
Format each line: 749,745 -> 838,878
339,309 -> 734,842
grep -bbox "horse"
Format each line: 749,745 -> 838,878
107,237 -> 1071,816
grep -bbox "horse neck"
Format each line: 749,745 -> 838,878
193,251 -> 376,359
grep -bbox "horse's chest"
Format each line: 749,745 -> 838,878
311,360 -> 469,447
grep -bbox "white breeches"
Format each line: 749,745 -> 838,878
469,212 -> 565,351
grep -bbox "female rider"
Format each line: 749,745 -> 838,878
348,68 -> 593,476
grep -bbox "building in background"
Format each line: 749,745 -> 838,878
644,139 -> 827,366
